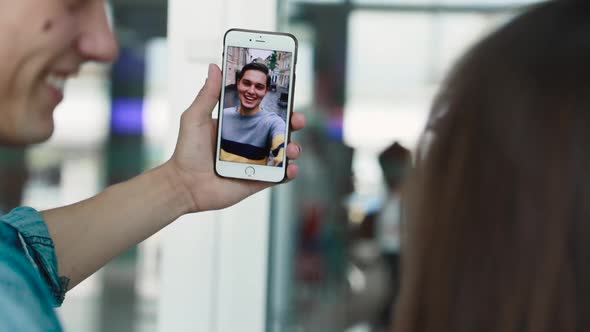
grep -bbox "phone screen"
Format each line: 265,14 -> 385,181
219,46 -> 293,168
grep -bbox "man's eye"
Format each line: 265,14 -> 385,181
256,85 -> 265,90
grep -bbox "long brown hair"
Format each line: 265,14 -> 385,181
394,1 -> 590,332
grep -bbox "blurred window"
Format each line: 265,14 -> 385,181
271,2 -> 542,331
351,0 -> 541,6
345,10 -> 509,195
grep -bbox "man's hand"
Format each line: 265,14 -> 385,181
165,64 -> 305,213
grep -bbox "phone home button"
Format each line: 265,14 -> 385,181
245,166 -> 255,177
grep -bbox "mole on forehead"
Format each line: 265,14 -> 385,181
43,20 -> 54,32
43,0 -> 96,32
66,0 -> 93,8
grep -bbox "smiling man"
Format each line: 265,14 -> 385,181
0,1 -> 305,330
221,62 -> 287,166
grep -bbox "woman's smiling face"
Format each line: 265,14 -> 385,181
0,0 -> 119,145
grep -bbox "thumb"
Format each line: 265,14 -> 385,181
189,64 -> 222,120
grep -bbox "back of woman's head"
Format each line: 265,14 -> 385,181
395,1 -> 590,332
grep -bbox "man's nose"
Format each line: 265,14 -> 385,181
76,1 -> 120,63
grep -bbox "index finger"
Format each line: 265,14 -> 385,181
290,112 -> 306,132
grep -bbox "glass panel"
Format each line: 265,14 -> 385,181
346,11 -> 434,154
351,0 -> 542,6
347,12 -> 433,96
270,2 -> 531,331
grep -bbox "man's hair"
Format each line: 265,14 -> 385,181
237,62 -> 271,89
396,2 -> 590,332
379,141 -> 411,190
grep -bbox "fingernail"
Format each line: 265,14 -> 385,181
297,145 -> 302,154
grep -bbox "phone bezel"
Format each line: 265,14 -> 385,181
215,28 -> 298,183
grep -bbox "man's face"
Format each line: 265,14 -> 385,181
0,0 -> 118,145
237,70 -> 268,112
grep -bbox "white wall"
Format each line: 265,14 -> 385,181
159,1 -> 277,332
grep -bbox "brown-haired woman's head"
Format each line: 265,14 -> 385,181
395,1 -> 590,332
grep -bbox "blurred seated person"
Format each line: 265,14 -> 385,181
394,1 -> 590,332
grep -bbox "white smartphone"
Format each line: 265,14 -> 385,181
215,28 -> 298,183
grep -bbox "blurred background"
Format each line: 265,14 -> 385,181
0,0 -> 543,331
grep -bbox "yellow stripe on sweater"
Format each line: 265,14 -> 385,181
221,149 -> 268,165
271,135 -> 285,166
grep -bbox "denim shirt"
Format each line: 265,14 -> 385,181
0,207 -> 67,331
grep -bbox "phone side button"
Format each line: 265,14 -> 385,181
245,167 -> 255,177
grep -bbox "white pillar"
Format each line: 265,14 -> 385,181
159,1 -> 277,332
